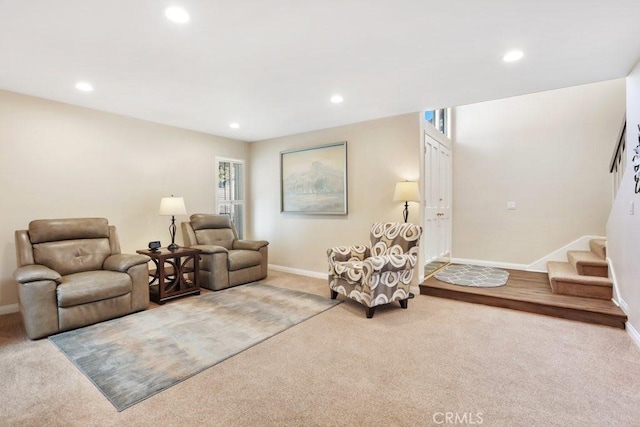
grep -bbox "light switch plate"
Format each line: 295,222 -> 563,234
507,201 -> 516,210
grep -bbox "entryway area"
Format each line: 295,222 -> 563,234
420,268 -> 627,328
422,128 -> 452,279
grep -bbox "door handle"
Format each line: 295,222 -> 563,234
436,212 -> 444,217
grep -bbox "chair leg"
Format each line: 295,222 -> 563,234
330,290 -> 338,300
399,299 -> 408,309
366,307 -> 376,318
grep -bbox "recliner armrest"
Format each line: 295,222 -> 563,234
104,254 -> 150,273
13,265 -> 61,284
192,244 -> 228,255
233,240 -> 268,251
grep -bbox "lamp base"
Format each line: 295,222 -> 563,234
167,215 -> 179,251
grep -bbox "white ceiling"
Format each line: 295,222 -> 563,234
1,1 -> 639,142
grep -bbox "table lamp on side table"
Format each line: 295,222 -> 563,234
159,195 -> 187,251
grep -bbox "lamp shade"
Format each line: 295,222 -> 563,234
159,196 -> 187,216
393,181 -> 420,202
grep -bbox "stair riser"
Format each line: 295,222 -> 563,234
579,265 -> 608,278
550,280 -> 612,300
589,240 -> 606,260
547,239 -> 611,301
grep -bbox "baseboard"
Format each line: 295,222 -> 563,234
452,236 -> 606,273
626,321 -> 640,349
0,303 -> 19,315
526,235 -> 606,272
450,258 -> 529,271
268,264 -> 328,280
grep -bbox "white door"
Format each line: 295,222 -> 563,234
424,133 -> 452,265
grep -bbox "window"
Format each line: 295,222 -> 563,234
216,157 -> 245,238
424,110 -> 436,126
424,108 -> 451,138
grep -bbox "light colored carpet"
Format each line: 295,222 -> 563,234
1,270 -> 639,426
49,283 -> 340,411
435,264 -> 509,287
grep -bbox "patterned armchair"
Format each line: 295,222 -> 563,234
327,222 -> 423,318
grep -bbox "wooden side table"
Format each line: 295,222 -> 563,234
136,247 -> 201,304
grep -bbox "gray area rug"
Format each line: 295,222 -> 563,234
49,283 -> 341,411
435,264 -> 509,287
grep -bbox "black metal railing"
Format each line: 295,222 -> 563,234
610,119 -> 627,173
609,119 -> 627,198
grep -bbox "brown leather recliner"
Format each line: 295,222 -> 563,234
181,214 -> 269,291
13,218 -> 151,339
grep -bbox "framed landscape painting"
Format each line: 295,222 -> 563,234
280,142 -> 347,214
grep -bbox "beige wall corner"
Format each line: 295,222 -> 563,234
249,113 -> 422,275
0,90 -> 248,310
452,79 -> 626,265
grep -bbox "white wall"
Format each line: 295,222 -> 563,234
607,60 -> 640,335
452,79 -> 626,265
0,90 -> 247,312
249,113 -> 421,276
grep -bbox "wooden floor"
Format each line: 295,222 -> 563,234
420,269 -> 627,329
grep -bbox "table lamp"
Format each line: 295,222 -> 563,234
159,195 -> 187,250
393,181 -> 420,223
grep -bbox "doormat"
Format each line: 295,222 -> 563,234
434,264 -> 509,287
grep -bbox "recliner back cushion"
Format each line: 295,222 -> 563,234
28,218 -> 110,243
32,238 -> 111,276
190,214 -> 232,231
194,229 -> 235,250
189,214 -> 238,249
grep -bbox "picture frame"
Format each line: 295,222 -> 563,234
280,142 -> 348,214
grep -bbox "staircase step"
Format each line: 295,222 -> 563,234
547,261 -> 612,300
590,238 -> 607,260
567,250 -> 608,277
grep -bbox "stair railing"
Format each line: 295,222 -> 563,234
609,118 -> 627,199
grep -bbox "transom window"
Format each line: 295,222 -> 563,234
424,108 -> 451,138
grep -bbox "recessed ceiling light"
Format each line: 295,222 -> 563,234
229,122 -> 240,129
165,6 -> 189,24
503,50 -> 524,62
330,94 -> 344,104
75,81 -> 94,92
